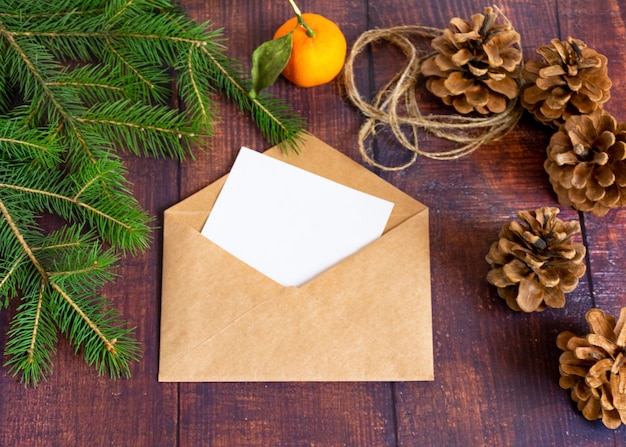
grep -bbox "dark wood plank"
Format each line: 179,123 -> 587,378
182,383 -> 397,446
177,1 -> 398,446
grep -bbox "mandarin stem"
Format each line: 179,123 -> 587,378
287,0 -> 316,37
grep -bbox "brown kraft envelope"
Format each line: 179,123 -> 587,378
158,134 -> 433,382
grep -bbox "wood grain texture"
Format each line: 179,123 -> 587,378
1,1 -> 625,446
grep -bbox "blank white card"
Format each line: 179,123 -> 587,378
201,147 -> 394,287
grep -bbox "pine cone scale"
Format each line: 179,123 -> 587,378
558,268 -> 583,292
534,266 -> 559,286
595,165 -> 615,187
611,373 -> 626,408
540,101 -> 567,119
522,85 -> 549,104
598,130 -> 617,150
587,334 -> 619,356
502,258 -> 531,281
421,56 -> 446,76
543,286 -> 566,308
483,76 -> 518,99
571,162 -> 593,187
435,54 -> 459,72
516,278 -> 546,311
467,84 -> 490,105
560,356 -> 589,377
587,308 -> 616,338
450,48 -> 473,66
569,94 -> 596,113
486,267 -> 513,287
567,76 -> 584,91
540,64 -> 567,78
616,309 -> 626,345
485,93 -> 506,113
449,17 -> 471,33
452,95 -> 473,113
444,71 -> 474,95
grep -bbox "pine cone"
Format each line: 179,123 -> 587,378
420,6 -> 522,115
485,207 -> 586,312
557,307 -> 626,429
544,109 -> 626,216
522,37 -> 612,127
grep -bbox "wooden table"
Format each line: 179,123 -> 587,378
2,0 -> 625,445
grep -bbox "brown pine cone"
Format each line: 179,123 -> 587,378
420,6 -> 522,115
522,37 -> 612,127
544,109 -> 626,216
558,307 -> 626,429
485,207 -> 585,312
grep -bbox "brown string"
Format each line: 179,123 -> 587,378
342,24 -> 524,170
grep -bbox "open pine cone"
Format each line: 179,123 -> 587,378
558,307 -> 626,429
486,207 -> 586,312
544,109 -> 626,216
420,6 -> 522,114
522,37 -> 612,127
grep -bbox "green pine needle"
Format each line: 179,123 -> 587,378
0,0 -> 306,386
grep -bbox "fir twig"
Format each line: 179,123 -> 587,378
0,0 -> 306,386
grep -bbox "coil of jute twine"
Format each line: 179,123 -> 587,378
342,24 -> 524,170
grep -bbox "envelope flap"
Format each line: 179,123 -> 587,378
165,134 -> 426,233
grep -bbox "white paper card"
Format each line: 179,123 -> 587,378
201,147 -> 394,287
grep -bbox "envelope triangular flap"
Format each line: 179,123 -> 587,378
158,134 -> 433,382
165,134 -> 427,233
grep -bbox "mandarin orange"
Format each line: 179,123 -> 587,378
273,13 -> 347,88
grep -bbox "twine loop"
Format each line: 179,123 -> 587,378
342,24 -> 524,170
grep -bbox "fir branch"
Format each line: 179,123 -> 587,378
1,148 -> 152,252
0,57 -> 10,115
1,183 -> 134,232
52,283 -> 119,355
0,198 -> 47,278
0,0 -> 307,386
1,196 -> 139,384
0,254 -> 26,309
197,41 -> 307,152
162,8 -> 307,150
46,64 -> 132,105
76,100 -> 200,159
0,119 -> 64,167
177,44 -> 216,134
103,38 -> 171,102
105,0 -> 136,26
0,203 -> 42,309
27,280 -> 46,364
0,0 -> 106,19
0,23 -> 102,164
9,10 -> 306,149
51,273 -> 141,379
4,278 -> 58,387
0,9 -> 104,20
